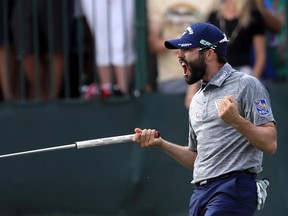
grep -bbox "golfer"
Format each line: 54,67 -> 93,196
133,22 -> 277,216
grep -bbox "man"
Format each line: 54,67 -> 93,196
133,22 -> 277,215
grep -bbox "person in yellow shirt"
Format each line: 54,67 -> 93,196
147,0 -> 214,108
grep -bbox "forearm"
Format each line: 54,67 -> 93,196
159,138 -> 197,169
252,54 -> 265,78
261,9 -> 283,33
148,22 -> 167,53
149,38 -> 166,53
252,49 -> 266,78
255,0 -> 282,33
252,62 -> 265,79
231,117 -> 277,154
252,37 -> 266,79
133,128 -> 197,169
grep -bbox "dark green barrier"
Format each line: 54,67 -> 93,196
255,83 -> 288,216
0,87 -> 287,215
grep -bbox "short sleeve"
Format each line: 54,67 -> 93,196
239,76 -> 275,126
251,10 -> 266,36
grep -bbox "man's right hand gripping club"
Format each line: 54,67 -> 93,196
133,128 -> 162,148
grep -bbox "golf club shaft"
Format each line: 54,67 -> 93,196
0,144 -> 75,159
0,131 -> 159,159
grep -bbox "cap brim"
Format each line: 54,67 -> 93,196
164,39 -> 182,49
164,38 -> 198,49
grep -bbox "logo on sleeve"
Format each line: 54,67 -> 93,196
254,99 -> 270,115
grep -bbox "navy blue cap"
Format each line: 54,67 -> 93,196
164,22 -> 228,57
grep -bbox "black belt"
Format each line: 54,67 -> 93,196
196,170 -> 257,186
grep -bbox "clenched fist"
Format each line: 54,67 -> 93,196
216,96 -> 241,125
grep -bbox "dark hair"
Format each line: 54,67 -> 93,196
199,46 -> 227,64
217,54 -> 227,64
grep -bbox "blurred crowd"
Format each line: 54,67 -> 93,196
0,0 -> 286,103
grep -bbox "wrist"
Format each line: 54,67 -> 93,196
230,114 -> 248,130
155,137 -> 166,149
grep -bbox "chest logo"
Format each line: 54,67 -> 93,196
214,99 -> 223,109
193,111 -> 201,118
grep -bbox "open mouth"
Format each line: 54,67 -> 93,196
179,60 -> 188,77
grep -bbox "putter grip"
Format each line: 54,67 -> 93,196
76,131 -> 160,149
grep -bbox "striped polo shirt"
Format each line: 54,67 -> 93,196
188,63 -> 275,184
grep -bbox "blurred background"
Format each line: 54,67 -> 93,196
0,0 -> 287,215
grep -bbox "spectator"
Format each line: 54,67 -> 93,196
11,0 -> 72,100
80,0 -> 136,99
0,0 -> 17,101
255,0 -> 283,34
206,0 -> 266,79
69,0 -> 94,98
146,0 -> 214,109
251,0 -> 284,83
256,0 -> 288,81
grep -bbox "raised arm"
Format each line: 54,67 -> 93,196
217,96 -> 277,154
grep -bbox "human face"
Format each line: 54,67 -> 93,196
178,48 -> 207,85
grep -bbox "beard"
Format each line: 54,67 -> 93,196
185,53 -> 207,85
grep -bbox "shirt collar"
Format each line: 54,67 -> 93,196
206,63 -> 234,88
